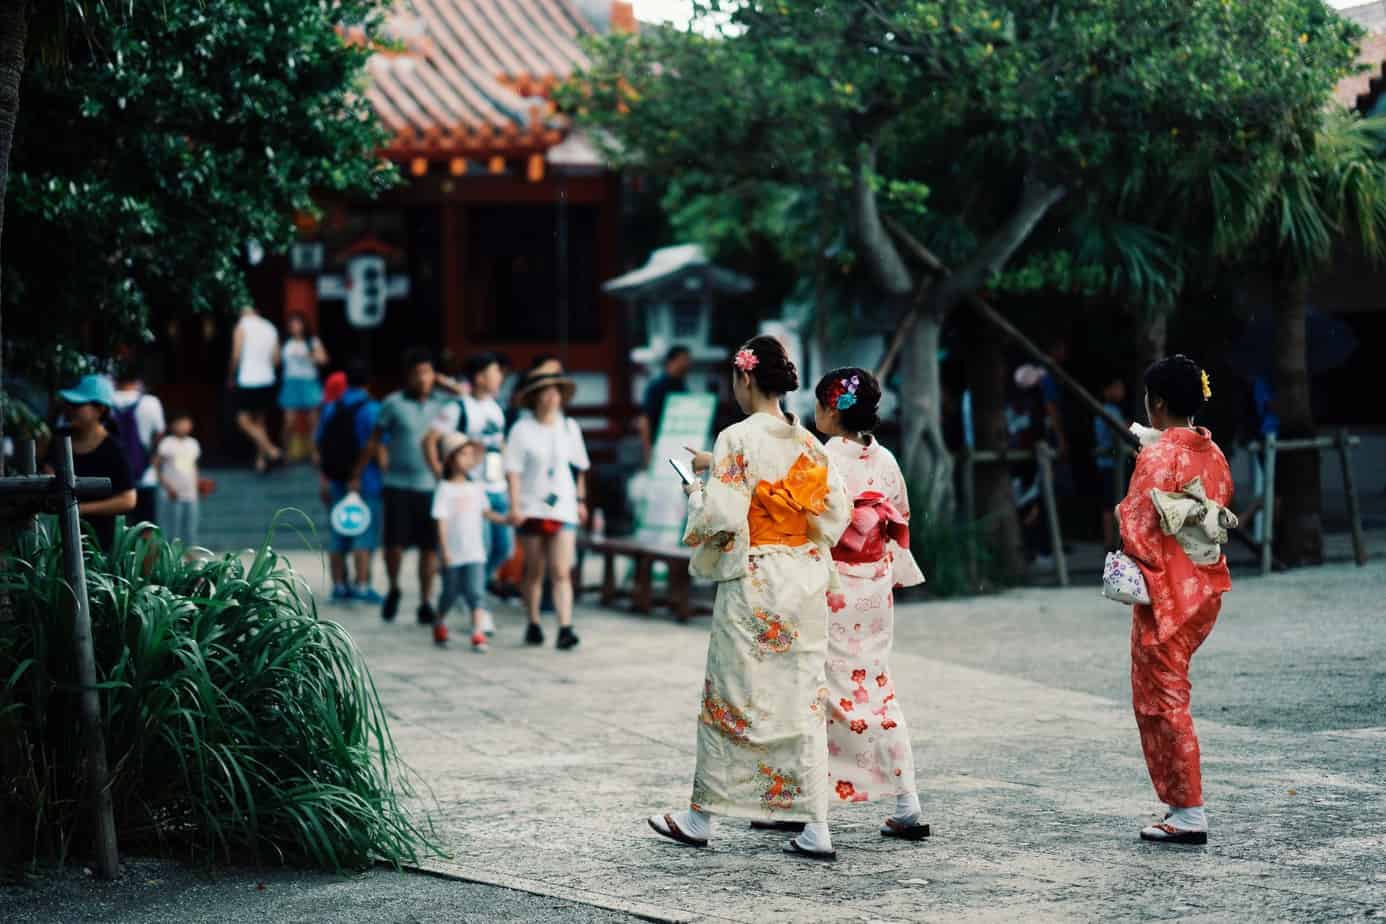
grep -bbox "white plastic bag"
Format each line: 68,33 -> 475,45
330,491 -> 372,538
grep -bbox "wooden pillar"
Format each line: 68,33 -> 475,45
1261,435 -> 1278,576
1036,444 -> 1069,587
440,203 -> 464,361
959,448 -> 977,586
597,172 -> 629,417
1337,428 -> 1368,567
56,438 -> 119,879
282,276 -> 318,330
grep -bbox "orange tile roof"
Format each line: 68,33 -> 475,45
1335,32 -> 1386,111
360,1 -> 628,159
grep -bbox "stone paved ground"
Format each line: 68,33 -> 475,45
285,544 -> 1386,923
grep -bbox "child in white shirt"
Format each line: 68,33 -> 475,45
155,412 -> 201,548
433,433 -> 507,651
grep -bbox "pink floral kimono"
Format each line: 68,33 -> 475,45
822,437 -> 926,806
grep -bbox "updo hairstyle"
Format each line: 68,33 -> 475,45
814,367 -> 883,434
1143,354 -> 1207,419
737,335 -> 799,395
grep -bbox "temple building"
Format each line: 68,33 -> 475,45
159,1 -> 636,456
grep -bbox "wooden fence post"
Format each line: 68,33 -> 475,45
1337,429 -> 1368,567
960,448 -> 977,586
1036,444 -> 1069,587
1260,435 -> 1278,577
56,436 -> 120,879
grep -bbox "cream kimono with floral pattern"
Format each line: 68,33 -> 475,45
822,437 -> 926,806
683,412 -> 850,822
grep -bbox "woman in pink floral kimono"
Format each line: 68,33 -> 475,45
814,368 -> 930,841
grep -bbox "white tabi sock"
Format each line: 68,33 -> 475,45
671,809 -> 713,840
792,821 -> 833,853
892,791 -> 922,825
1166,805 -> 1207,831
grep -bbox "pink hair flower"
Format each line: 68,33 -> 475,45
733,348 -> 759,372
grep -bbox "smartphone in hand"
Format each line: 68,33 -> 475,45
668,457 -> 695,485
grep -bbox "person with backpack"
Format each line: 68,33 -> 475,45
112,369 -> 166,526
317,360 -> 383,603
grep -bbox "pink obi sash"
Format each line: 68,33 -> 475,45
831,491 -> 909,565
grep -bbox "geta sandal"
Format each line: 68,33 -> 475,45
750,820 -> 806,833
647,813 -> 708,848
880,817 -> 932,841
1139,822 -> 1207,845
783,838 -> 837,862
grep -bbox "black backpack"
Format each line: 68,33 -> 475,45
318,397 -> 368,482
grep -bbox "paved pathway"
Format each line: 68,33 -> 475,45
290,548 -> 1386,923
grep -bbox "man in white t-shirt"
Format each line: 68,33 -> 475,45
226,305 -> 283,472
112,370 -> 166,525
423,352 -> 512,634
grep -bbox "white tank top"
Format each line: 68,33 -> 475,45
281,337 -> 319,381
236,314 -> 279,387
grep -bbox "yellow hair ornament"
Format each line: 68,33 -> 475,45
1200,370 -> 1212,400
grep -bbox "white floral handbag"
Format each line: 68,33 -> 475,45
1102,551 -> 1150,605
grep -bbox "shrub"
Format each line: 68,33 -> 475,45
0,521 -> 433,871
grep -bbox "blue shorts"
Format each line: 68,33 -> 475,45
280,377 -> 323,410
328,482 -> 382,553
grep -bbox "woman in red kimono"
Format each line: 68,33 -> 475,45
1117,355 -> 1233,845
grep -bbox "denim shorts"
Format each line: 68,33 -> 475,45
439,562 -> 486,617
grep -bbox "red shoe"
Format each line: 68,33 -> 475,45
432,622 -> 449,646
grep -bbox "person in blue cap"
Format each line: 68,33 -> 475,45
43,374 -> 137,552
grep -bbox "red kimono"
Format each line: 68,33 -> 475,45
1116,427 -> 1232,808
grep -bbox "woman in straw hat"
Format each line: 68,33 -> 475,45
503,366 -> 590,650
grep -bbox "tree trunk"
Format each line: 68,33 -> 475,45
0,0 -> 26,873
966,319 -> 1025,580
898,309 -> 954,524
1129,308 -> 1167,418
1272,265 -> 1323,566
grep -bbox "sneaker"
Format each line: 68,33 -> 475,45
476,609 -> 496,637
471,632 -> 489,653
432,622 -> 449,647
382,589 -> 401,623
556,626 -> 580,651
352,585 -> 384,604
524,623 -> 545,646
331,583 -> 352,603
417,603 -> 435,626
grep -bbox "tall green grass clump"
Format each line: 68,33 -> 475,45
0,521 -> 432,870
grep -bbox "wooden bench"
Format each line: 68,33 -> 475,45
578,536 -> 708,622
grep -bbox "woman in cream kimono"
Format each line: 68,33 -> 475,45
811,368 -> 931,841
647,336 -> 850,861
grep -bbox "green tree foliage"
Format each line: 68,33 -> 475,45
2,0 -> 396,386
566,0 -> 1362,524
1192,109 -> 1386,566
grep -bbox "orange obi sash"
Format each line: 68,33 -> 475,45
748,454 -> 830,547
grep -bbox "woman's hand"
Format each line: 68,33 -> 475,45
685,446 -> 713,475
508,510 -> 526,527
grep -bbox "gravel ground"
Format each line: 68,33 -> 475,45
4,542 -> 1383,922
0,858 -> 640,923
